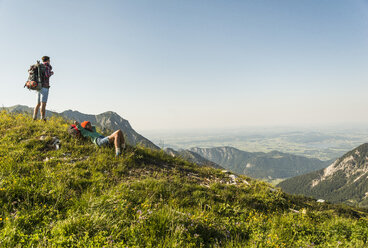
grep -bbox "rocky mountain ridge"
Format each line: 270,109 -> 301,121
278,143 -> 368,207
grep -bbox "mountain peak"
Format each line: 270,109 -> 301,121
100,110 -> 119,116
339,143 -> 368,163
62,109 -> 84,115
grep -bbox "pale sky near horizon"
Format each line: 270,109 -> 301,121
1,0 -> 368,131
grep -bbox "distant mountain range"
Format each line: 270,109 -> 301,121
190,147 -> 332,180
3,105 -> 159,150
277,143 -> 368,208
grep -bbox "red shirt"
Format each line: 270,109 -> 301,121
43,62 -> 53,88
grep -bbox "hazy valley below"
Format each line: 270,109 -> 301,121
143,126 -> 368,161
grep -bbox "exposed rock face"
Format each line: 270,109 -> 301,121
278,143 -> 368,208
311,154 -> 368,187
313,145 -> 368,188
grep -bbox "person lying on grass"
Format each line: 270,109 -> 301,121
75,121 -> 125,156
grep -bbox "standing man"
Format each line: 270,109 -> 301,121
33,56 -> 54,121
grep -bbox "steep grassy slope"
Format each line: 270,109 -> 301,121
0,111 -> 368,247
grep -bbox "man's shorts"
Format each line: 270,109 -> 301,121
37,87 -> 49,103
96,136 -> 110,147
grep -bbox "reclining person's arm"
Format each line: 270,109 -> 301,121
75,122 -> 91,138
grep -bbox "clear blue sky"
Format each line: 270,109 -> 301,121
1,0 -> 368,131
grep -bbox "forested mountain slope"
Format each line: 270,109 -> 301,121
278,143 -> 368,208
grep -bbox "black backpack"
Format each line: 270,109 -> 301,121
24,61 -> 46,90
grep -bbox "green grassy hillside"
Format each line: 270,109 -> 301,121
0,111 -> 368,247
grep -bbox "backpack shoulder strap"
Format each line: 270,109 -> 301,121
36,60 -> 44,85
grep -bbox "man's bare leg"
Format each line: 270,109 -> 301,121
33,103 -> 41,120
119,132 -> 126,149
40,102 -> 47,120
108,130 -> 122,156
108,130 -> 124,156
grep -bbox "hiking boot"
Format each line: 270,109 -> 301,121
116,147 -> 122,157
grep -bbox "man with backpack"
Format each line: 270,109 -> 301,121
33,56 -> 54,121
74,120 -> 126,157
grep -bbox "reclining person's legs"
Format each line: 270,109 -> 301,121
108,130 -> 125,156
119,130 -> 126,149
116,130 -> 125,149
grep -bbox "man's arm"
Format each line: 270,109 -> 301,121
45,64 -> 54,78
